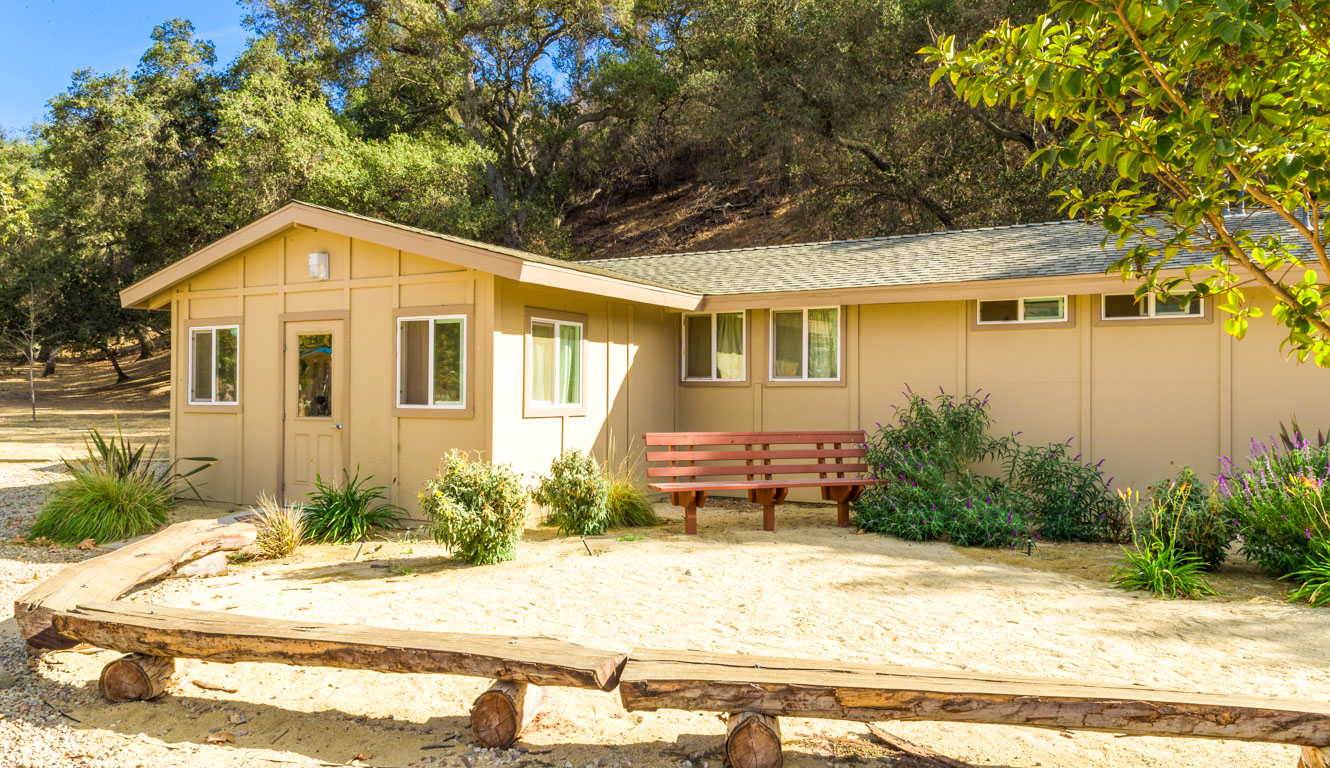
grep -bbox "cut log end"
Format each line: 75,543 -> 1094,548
726,712 -> 783,768
471,680 -> 545,749
100,654 -> 176,702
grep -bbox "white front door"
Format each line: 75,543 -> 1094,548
283,320 -> 345,501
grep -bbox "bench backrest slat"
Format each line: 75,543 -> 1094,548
643,430 -> 870,483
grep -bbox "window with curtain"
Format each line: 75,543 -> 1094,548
770,307 -> 839,381
529,317 -> 582,408
188,325 -> 239,404
682,312 -> 745,381
398,315 -> 465,408
977,296 -> 1067,324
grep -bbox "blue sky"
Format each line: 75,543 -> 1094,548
0,0 -> 250,134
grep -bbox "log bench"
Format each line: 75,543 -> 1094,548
15,520 -> 627,749
644,430 -> 878,533
618,648 -> 1330,768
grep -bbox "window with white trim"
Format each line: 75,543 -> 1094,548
769,307 -> 839,381
683,312 -> 745,381
529,317 -> 582,407
977,296 -> 1067,324
1102,293 -> 1203,319
397,315 -> 465,408
188,325 -> 239,405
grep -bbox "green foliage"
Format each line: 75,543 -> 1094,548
32,471 -> 173,546
1283,539 -> 1330,607
1111,537 -> 1218,600
1280,417 -> 1329,451
1007,441 -> 1128,543
1218,439 -> 1330,576
1143,467 -> 1235,569
855,388 -> 1128,547
926,0 -> 1330,365
603,442 -> 661,529
303,467 -> 402,544
419,451 -> 531,565
31,422 -> 213,545
534,450 -> 611,536
251,491 -> 305,560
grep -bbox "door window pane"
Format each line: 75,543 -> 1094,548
558,323 -> 581,405
1104,294 -> 1146,318
685,314 -> 712,379
531,321 -> 555,403
772,310 -> 804,378
807,308 -> 838,379
715,312 -> 744,380
399,319 -> 430,405
433,318 -> 463,405
297,333 -> 332,418
190,329 -> 213,402
215,327 -> 239,402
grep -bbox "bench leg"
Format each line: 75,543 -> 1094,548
752,489 -> 778,532
472,680 -> 544,748
1301,747 -> 1330,768
674,491 -> 704,535
685,500 -> 697,535
726,712 -> 782,768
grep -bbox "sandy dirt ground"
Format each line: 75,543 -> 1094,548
5,499 -> 1327,768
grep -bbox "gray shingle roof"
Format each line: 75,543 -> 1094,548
590,209 -> 1302,296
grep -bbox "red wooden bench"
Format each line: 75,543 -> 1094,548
644,431 -> 879,534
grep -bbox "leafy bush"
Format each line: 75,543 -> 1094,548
1111,538 -> 1218,600
251,491 -> 305,559
1217,438 -> 1330,576
1143,467 -> 1234,569
604,443 -> 660,528
1283,539 -> 1330,607
854,388 -> 1127,548
30,422 -> 213,545
1007,441 -> 1128,543
534,450 -> 610,536
420,451 -> 531,564
303,467 -> 402,544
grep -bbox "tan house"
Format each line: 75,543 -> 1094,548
120,202 -> 1330,514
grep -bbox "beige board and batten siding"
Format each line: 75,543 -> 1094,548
163,227 -> 493,515
676,289 -> 1330,498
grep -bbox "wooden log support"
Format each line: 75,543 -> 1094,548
100,653 -> 176,702
1302,746 -> 1330,768
15,518 -> 255,650
726,711 -> 782,768
471,680 -> 545,748
753,489 -> 779,532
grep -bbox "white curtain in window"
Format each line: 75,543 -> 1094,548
531,322 -> 555,402
807,308 -> 838,379
715,313 -> 743,379
558,324 -> 581,405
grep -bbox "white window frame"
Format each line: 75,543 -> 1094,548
976,296 -> 1068,325
395,314 -> 467,409
187,325 -> 240,406
681,312 -> 746,382
528,316 -> 584,408
768,306 -> 841,382
1100,293 -> 1204,320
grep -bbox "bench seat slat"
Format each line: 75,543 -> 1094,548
645,448 -> 865,463
618,649 -> 1330,747
648,462 -> 868,479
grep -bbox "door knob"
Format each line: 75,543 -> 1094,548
334,422 -> 343,429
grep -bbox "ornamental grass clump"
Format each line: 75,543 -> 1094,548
250,491 -> 305,560
1111,488 -> 1218,600
31,421 -> 213,545
1217,436 -> 1330,576
420,451 -> 530,565
604,443 -> 660,528
534,449 -> 611,536
303,467 -> 402,544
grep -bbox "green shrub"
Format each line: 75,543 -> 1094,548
534,450 -> 610,536
1217,438 -> 1330,576
604,444 -> 661,528
1283,539 -> 1330,607
303,467 -> 402,544
32,471 -> 173,545
1006,441 -> 1129,542
420,451 -> 530,564
1111,537 -> 1218,599
1143,467 -> 1234,569
30,422 -> 213,545
251,491 -> 305,559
